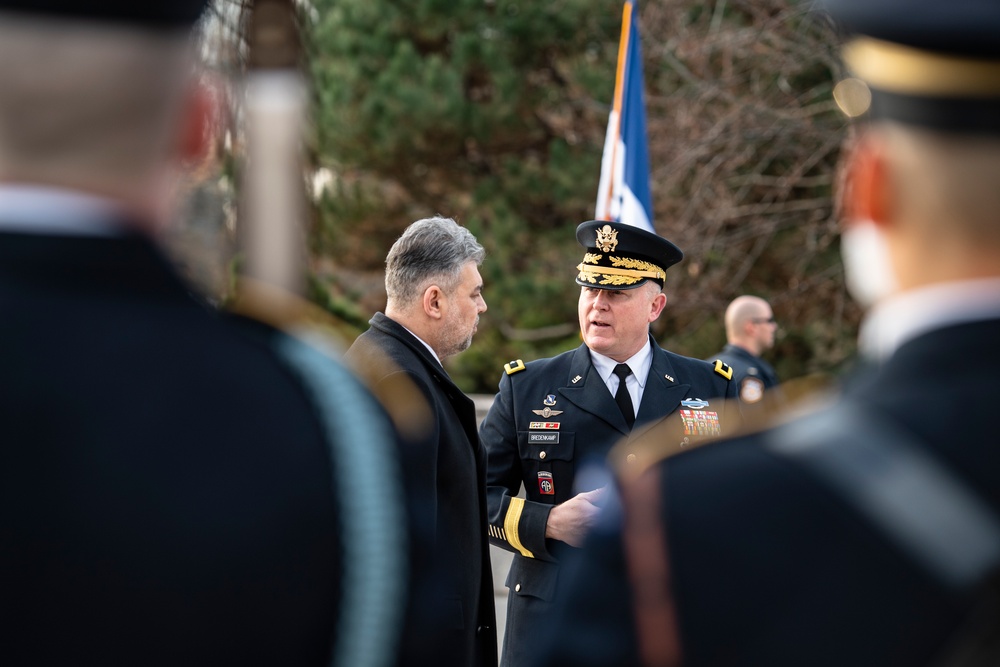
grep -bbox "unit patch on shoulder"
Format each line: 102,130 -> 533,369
713,359 -> 733,381
740,377 -> 765,404
504,359 -> 526,375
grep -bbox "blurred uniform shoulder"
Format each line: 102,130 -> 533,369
227,278 -> 433,442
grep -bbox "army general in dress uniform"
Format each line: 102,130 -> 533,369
534,0 -> 1000,665
480,221 -> 738,667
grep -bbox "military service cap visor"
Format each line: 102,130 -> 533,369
824,0 -> 1000,134
0,0 -> 209,29
575,220 -> 683,291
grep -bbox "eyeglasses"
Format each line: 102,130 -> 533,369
751,317 -> 776,324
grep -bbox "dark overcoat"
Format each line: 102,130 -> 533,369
480,339 -> 737,667
345,313 -> 498,667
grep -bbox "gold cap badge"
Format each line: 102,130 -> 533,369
595,225 -> 619,252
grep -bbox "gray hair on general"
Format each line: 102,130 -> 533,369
385,216 -> 485,307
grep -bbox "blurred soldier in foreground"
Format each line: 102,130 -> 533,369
708,295 -> 780,406
345,216 -> 497,667
0,2 -> 409,665
535,1 -> 1000,665
480,221 -> 738,667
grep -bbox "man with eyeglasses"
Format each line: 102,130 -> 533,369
707,295 -> 780,406
533,0 -> 1000,664
480,220 -> 738,667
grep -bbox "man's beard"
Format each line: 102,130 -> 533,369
439,316 -> 477,359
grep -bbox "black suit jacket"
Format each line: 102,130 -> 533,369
345,312 -> 498,667
480,339 -> 737,667
536,318 -> 1000,666
0,230 -> 405,665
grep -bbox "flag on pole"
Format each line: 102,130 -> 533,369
595,1 -> 654,233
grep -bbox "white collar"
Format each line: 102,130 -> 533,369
589,339 -> 653,387
0,184 -> 127,236
859,278 -> 1000,362
399,323 -> 443,367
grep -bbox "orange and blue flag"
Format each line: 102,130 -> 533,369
595,1 -> 654,233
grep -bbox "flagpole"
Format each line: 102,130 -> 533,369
596,0 -> 655,232
598,2 -> 634,220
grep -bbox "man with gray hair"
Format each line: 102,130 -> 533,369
346,216 -> 497,667
535,0 -> 1000,664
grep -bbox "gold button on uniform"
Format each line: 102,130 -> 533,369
539,451 -> 547,460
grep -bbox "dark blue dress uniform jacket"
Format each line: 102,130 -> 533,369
0,230 -> 407,666
712,343 -> 779,389
535,318 -> 1000,666
480,338 -> 737,667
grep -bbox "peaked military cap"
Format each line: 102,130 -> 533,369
575,220 -> 683,291
0,0 -> 209,29
823,0 -> 1000,134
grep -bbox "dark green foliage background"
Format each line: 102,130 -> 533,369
301,0 -> 858,394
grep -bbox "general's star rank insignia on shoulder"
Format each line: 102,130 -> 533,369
504,359 -> 526,375
713,359 -> 733,381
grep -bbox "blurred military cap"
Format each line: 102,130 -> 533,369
575,220 -> 683,291
822,0 -> 1000,133
0,0 -> 209,29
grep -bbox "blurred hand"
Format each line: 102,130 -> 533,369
544,487 -> 607,547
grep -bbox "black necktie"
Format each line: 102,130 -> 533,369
613,363 -> 635,429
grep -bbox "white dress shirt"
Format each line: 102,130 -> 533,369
400,322 -> 443,367
589,340 -> 654,419
0,184 -> 126,236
